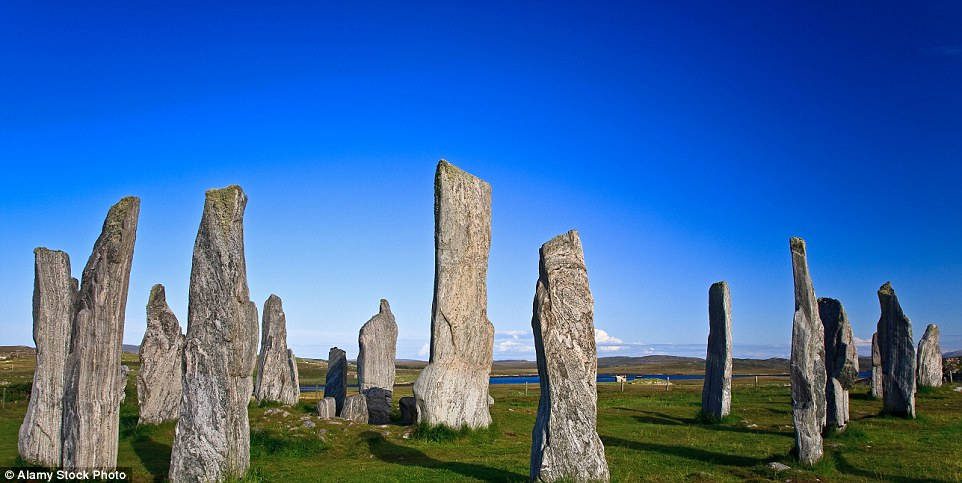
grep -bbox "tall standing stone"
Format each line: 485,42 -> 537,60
18,248 -> 77,467
170,186 -> 259,481
876,282 -> 916,418
530,230 -> 609,482
871,332 -> 883,399
254,294 -> 300,405
819,298 -> 859,432
701,281 -> 733,421
325,347 -> 347,416
358,299 -> 398,424
137,284 -> 185,424
789,237 -> 826,465
413,160 -> 494,429
916,324 -> 943,388
61,197 -> 140,470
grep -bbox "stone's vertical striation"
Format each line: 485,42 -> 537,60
413,160 -> 495,429
358,299 -> 398,424
340,395 -> 368,424
399,397 -> 418,426
317,398 -> 337,419
819,298 -> 859,432
137,284 -> 185,424
871,332 -> 883,399
701,281 -> 733,421
789,237 -> 826,466
530,231 -> 609,482
170,186 -> 259,482
324,347 -> 347,416
876,282 -> 916,418
254,294 -> 300,405
916,324 -> 942,388
19,248 -> 77,467
61,197 -> 140,470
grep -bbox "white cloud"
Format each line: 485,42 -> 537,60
417,342 -> 430,358
595,328 -> 624,352
853,335 -> 872,347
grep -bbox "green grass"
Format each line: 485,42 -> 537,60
2,355 -> 961,481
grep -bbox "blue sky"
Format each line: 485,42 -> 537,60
1,2 -> 960,360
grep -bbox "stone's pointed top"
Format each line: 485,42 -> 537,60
266,293 -> 282,305
378,298 -> 391,313
789,236 -> 806,252
711,280 -> 728,290
148,283 -> 166,305
923,323 -> 939,337
34,246 -> 68,256
206,184 -> 245,197
541,229 -> 582,252
879,281 -> 895,296
434,159 -> 490,187
818,296 -> 840,306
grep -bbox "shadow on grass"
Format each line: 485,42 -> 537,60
602,435 -> 769,467
361,431 -> 525,481
131,435 -> 170,482
830,451 -> 941,483
629,410 -> 791,438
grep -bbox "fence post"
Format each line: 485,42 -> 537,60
755,375 -> 758,389
525,381 -> 528,396
665,376 -> 670,392
620,380 -> 625,392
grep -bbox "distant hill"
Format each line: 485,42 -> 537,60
122,344 -> 140,354
944,350 -> 962,358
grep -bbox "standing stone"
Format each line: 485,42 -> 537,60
358,299 -> 398,424
18,248 -> 77,467
876,282 -> 916,418
61,197 -> 140,470
413,160 -> 495,429
399,397 -> 418,425
170,186 -> 259,481
917,324 -> 943,388
871,332 -> 883,399
340,394 -> 368,424
701,281 -> 733,421
254,294 -> 300,405
317,397 -> 337,419
137,284 -> 185,424
530,230 -> 609,482
819,298 -> 859,432
324,347 -> 347,416
788,237 -> 826,466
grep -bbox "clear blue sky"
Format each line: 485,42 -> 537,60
1,2 -> 960,360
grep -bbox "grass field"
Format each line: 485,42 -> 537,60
1,353 -> 961,482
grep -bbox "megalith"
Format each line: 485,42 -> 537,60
871,332 -> 883,399
254,294 -> 300,405
819,297 -> 859,432
61,197 -> 140,470
317,397 -> 337,419
789,237 -> 826,465
170,186 -> 259,481
701,281 -> 732,421
916,324 -> 942,388
340,394 -> 368,424
358,299 -> 398,424
325,347 -> 347,416
876,282 -> 916,418
18,248 -> 77,467
137,284 -> 185,425
413,160 -> 495,429
399,397 -> 418,425
530,230 -> 609,482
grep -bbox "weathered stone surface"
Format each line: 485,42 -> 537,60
488,394 -> 494,407
917,324 -> 942,388
399,397 -> 418,425
789,237 -> 826,465
61,197 -> 140,470
358,299 -> 397,425
170,186 -> 259,481
413,160 -> 495,429
363,387 -> 392,425
876,282 -> 916,418
819,297 -> 859,432
119,365 -> 131,403
340,394 -> 368,424
324,347 -> 347,416
317,397 -> 337,419
530,230 -> 609,482
137,284 -> 185,424
18,248 -> 77,467
254,294 -> 300,405
871,332 -> 883,399
702,281 -> 733,421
